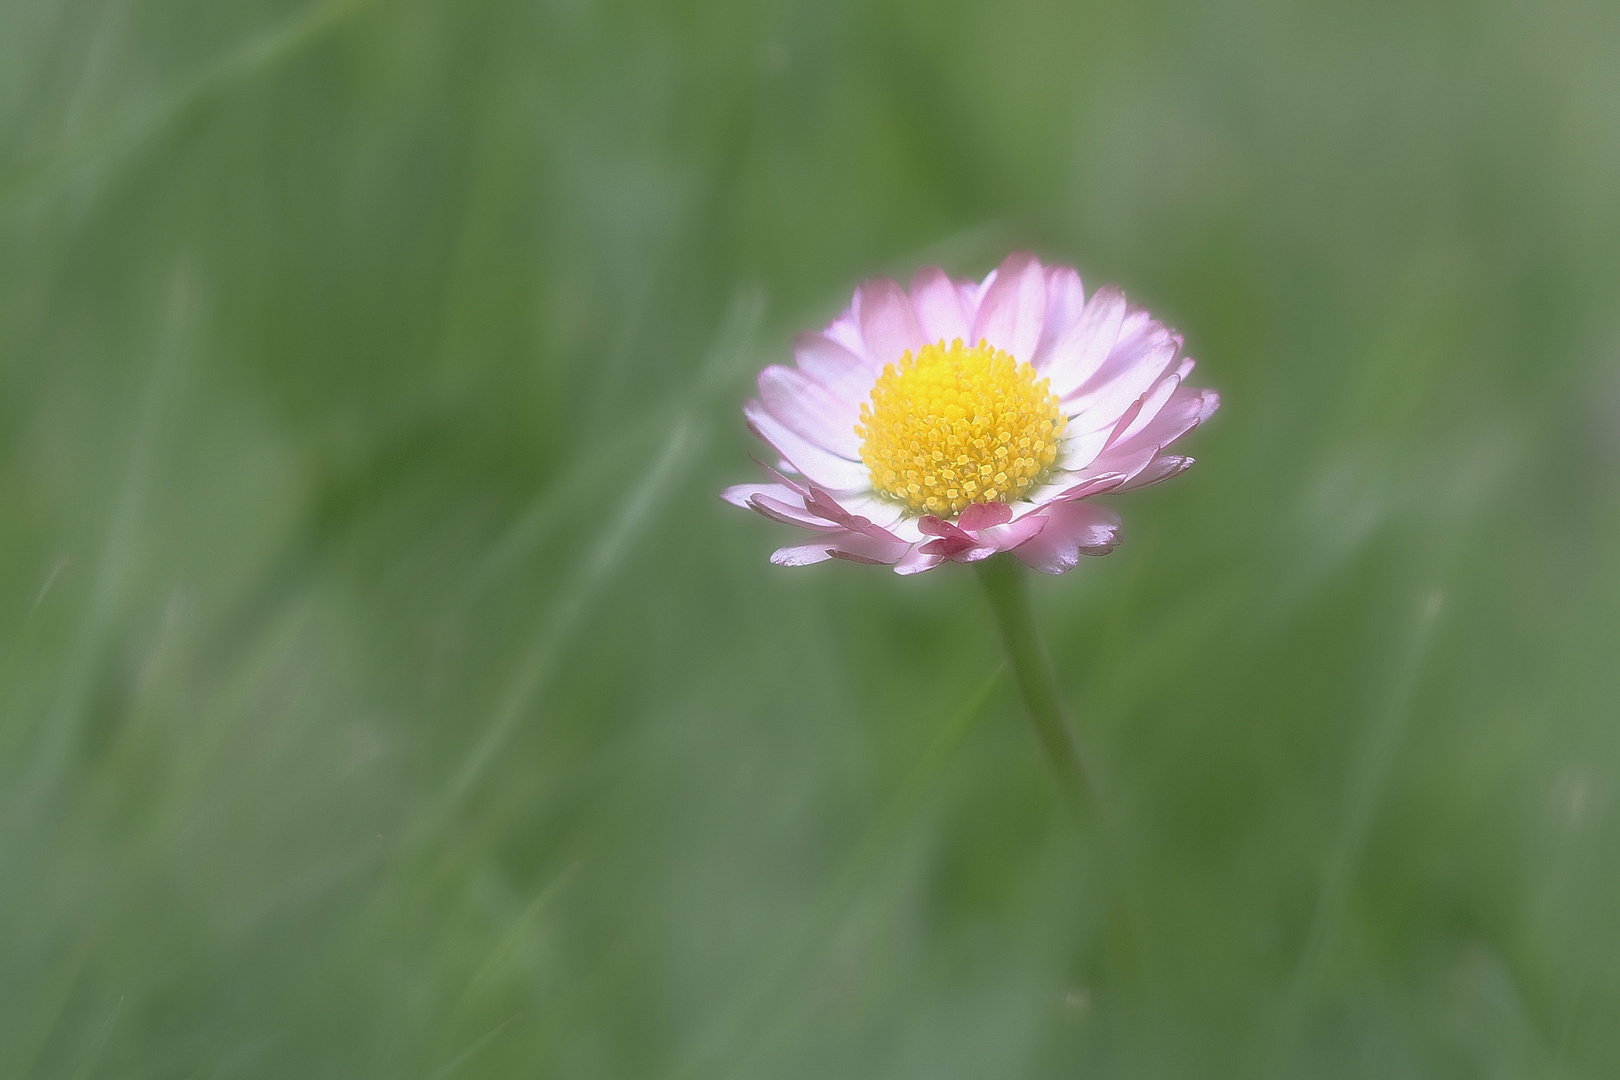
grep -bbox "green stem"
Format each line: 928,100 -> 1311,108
976,556 -> 1157,1003
974,554 -> 1093,814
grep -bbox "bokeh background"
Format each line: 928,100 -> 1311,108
3,0 -> 1619,1076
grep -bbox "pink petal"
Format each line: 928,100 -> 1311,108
917,511 -> 1013,563
744,400 -> 870,490
1033,265 -> 1086,371
758,364 -> 861,458
1063,327 -> 1181,434
1108,357 -> 1196,447
720,481 -> 802,510
970,251 -> 1047,364
1050,385 -> 1211,497
770,527 -> 910,568
829,492 -> 911,534
771,541 -> 837,567
1101,394 -> 1148,450
750,494 -> 842,532
1012,502 -> 1121,574
1100,384 -> 1219,461
1043,285 -> 1127,398
920,535 -> 978,558
1054,442 -> 1163,496
823,305 -> 868,363
1048,472 -> 1132,501
981,511 -> 1048,551
918,514 -> 973,541
857,278 -> 926,368
827,548 -> 891,565
793,332 -> 877,402
755,461 -> 812,497
957,502 -> 1013,532
909,267 -> 972,345
800,485 -> 908,544
726,469 -> 909,542
1054,423 -> 1118,475
893,546 -> 945,575
801,483 -> 857,524
1113,454 -> 1194,493
825,528 -> 911,562
1117,308 -> 1153,339
964,268 -> 998,314
1106,369 -> 1181,448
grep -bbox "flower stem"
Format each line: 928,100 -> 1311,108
974,554 -> 1093,814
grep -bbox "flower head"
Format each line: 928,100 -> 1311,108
723,252 -> 1219,574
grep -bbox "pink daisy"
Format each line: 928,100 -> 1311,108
723,252 -> 1218,574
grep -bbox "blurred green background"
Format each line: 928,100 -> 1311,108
3,0 -> 1619,1076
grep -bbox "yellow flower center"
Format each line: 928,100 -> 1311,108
855,338 -> 1066,518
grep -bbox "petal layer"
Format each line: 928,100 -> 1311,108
743,400 -> 869,490
757,365 -> 861,459
971,252 -> 1048,365
909,267 -> 972,345
1012,502 -> 1122,574
857,278 -> 925,369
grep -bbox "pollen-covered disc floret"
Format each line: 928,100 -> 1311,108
855,338 -> 1066,518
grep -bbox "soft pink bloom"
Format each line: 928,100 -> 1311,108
723,252 -> 1218,574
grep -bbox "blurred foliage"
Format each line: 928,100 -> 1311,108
2,0 -> 1619,1076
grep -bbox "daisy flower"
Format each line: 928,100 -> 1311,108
723,252 -> 1218,574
